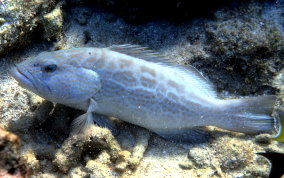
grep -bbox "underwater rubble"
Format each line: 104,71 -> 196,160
0,0 -> 61,56
0,128 -> 28,177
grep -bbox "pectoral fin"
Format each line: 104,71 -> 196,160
70,99 -> 118,135
71,112 -> 94,135
70,98 -> 97,135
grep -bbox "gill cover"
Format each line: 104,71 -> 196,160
48,67 -> 101,103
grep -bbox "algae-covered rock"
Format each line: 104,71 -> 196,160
188,147 -> 212,168
53,125 -> 121,173
42,4 -> 64,40
68,151 -> 118,177
214,138 -> 254,171
255,134 -> 272,145
193,3 -> 284,95
0,128 -> 28,177
273,68 -> 284,103
187,134 -> 271,178
0,0 -> 58,56
20,148 -> 39,173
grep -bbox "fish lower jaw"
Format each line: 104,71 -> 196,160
10,67 -> 35,92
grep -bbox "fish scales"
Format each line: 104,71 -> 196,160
94,50 -> 208,129
10,45 -> 282,142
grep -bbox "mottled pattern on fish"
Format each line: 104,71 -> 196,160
11,45 -> 279,142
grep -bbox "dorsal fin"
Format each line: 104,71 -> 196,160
183,65 -> 218,98
108,44 -> 168,63
108,44 -> 218,98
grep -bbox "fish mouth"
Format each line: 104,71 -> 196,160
10,66 -> 39,93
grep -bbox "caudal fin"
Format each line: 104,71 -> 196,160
273,109 -> 284,142
219,95 -> 277,134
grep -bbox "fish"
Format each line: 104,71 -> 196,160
257,152 -> 284,178
273,109 -> 284,142
10,44 -> 282,142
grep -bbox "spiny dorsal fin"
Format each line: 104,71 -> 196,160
108,44 -> 168,63
108,44 -> 218,98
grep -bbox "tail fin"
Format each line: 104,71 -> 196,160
273,109 -> 284,142
218,95 -> 277,134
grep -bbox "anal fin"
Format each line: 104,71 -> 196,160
155,127 -> 211,144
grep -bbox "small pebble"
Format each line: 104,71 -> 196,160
255,134 -> 272,145
0,18 -> 6,24
179,161 -> 194,170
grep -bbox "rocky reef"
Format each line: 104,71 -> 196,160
0,0 -> 284,177
0,0 -> 62,56
0,128 -> 28,177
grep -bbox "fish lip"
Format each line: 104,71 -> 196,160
10,66 -> 39,93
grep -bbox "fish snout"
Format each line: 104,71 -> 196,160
9,66 -> 20,80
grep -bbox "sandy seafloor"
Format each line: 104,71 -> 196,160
1,0 -> 284,177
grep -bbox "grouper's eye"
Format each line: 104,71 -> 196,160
43,64 -> 57,73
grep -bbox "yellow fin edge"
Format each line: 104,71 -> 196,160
273,109 -> 284,142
